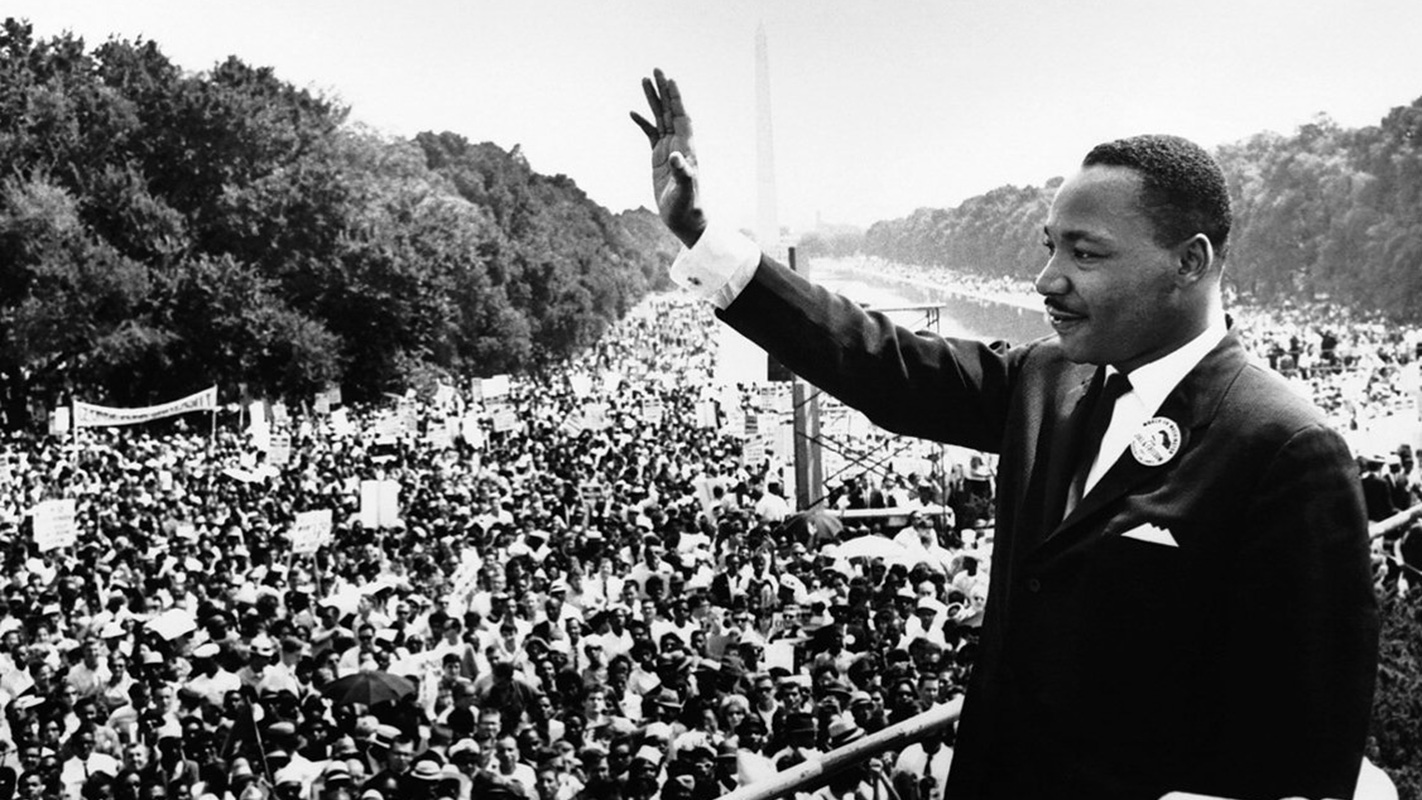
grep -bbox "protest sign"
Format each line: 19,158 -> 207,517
583,403 -> 610,432
359,479 -> 402,529
330,408 -> 353,437
557,415 -> 586,438
482,374 -> 511,399
249,424 -> 271,453
268,433 -> 292,467
291,509 -> 334,555
763,641 -> 796,673
569,374 -> 593,398
491,407 -> 518,434
428,420 -> 454,450
744,437 -> 767,466
33,499 -> 77,552
695,401 -> 717,429
49,407 -> 70,436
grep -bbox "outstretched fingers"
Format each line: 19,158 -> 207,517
632,70 -> 693,150
653,69 -> 674,133
661,74 -> 692,137
642,75 -> 665,129
630,111 -> 658,145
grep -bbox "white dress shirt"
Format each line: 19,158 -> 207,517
1083,318 -> 1227,495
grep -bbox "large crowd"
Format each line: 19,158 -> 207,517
0,275 -> 1416,800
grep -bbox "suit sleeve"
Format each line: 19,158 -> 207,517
718,256 -> 1017,453
1195,422 -> 1378,800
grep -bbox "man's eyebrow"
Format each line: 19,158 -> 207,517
1043,224 -> 1110,244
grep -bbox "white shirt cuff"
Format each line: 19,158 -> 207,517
669,222 -> 762,310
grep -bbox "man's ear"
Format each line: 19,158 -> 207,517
1175,234 -> 1214,286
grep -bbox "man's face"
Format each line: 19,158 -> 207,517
387,742 -> 414,773
478,712 -> 502,739
608,744 -> 631,774
536,769 -> 559,800
127,744 -> 152,773
583,689 -> 607,717
1038,165 -> 1196,373
918,677 -> 939,707
497,737 -> 519,768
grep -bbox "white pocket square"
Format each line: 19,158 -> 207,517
1119,522 -> 1178,547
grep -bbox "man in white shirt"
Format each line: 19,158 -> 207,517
59,725 -> 119,800
892,511 -> 956,574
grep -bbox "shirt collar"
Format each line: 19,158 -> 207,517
1110,317 -> 1228,416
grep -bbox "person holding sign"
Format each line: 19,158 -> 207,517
632,70 -> 1377,799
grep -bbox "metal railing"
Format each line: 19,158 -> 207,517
719,699 -> 963,800
1369,503 -> 1422,540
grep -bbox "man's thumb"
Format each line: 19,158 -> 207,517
669,151 -> 696,184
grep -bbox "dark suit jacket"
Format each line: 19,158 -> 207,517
719,257 -> 1378,800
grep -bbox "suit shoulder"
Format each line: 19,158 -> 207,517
1232,359 -> 1329,423
1226,359 -> 1344,447
1005,335 -> 1095,390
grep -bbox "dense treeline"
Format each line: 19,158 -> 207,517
0,20 -> 674,427
858,99 -> 1422,321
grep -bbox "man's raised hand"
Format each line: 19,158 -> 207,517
630,69 -> 706,248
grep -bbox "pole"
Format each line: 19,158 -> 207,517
789,247 -> 824,510
718,698 -> 962,800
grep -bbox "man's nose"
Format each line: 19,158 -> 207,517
1034,253 -> 1068,296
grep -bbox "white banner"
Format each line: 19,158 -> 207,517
73,387 -> 217,428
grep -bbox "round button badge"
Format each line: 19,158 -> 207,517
1131,417 -> 1181,467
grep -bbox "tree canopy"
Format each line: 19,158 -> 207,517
0,19 -> 675,426
861,101 -> 1422,323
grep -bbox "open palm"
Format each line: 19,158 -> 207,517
630,69 -> 705,247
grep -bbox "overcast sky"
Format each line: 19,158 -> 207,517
9,0 -> 1422,232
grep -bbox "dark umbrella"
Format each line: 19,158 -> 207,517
320,670 -> 417,706
777,508 -> 844,548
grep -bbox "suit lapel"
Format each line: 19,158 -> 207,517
1018,368 -> 1097,552
1036,334 -> 1248,550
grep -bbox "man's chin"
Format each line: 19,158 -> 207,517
1057,336 -> 1102,365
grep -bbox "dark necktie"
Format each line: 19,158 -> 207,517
921,747 -> 938,800
1064,370 -> 1132,517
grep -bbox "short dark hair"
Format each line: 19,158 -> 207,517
1082,134 -> 1232,260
